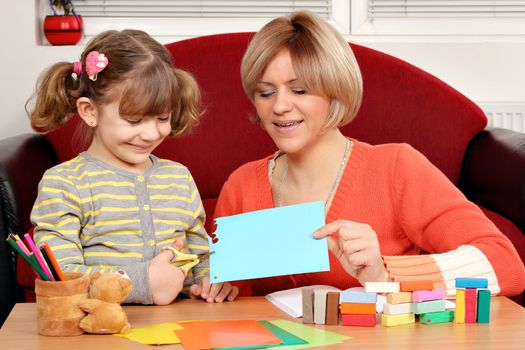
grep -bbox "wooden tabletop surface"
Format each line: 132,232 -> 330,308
1,296 -> 524,349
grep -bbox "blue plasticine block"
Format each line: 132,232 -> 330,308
455,277 -> 488,289
340,290 -> 377,304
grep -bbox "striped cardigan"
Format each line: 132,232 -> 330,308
32,152 -> 209,304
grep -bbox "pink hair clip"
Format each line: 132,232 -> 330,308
72,61 -> 82,80
85,51 -> 109,81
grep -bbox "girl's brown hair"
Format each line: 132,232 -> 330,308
241,11 -> 363,128
27,29 -> 201,137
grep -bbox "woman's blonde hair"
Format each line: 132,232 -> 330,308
241,11 -> 363,128
27,29 -> 201,137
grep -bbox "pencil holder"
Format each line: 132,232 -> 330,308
35,271 -> 90,336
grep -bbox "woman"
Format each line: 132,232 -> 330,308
214,11 -> 525,297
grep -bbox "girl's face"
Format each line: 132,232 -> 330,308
89,99 -> 172,174
253,48 -> 331,156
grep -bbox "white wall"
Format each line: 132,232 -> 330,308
1,3 -> 83,139
1,3 -> 524,139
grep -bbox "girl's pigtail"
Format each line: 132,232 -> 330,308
27,62 -> 79,133
171,68 -> 202,137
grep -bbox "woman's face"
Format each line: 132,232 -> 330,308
253,48 -> 331,156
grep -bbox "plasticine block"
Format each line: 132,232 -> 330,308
412,299 -> 446,314
455,288 -> 465,323
383,302 -> 413,315
381,313 -> 415,327
476,289 -> 491,323
340,290 -> 377,304
364,282 -> 400,293
313,290 -> 327,324
412,288 -> 445,302
465,288 -> 477,323
455,277 -> 488,289
340,303 -> 376,315
420,310 -> 455,325
302,287 -> 314,324
342,314 -> 376,327
325,291 -> 340,325
400,280 -> 434,292
387,292 -> 413,305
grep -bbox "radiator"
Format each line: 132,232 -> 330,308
478,103 -> 525,133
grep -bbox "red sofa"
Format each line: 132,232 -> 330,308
1,32 -> 524,326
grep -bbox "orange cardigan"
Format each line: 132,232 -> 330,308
214,140 -> 525,297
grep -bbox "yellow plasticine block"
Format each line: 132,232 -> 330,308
455,289 -> 465,323
381,313 -> 415,327
386,292 -> 412,305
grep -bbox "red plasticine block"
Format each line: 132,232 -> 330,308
400,280 -> 434,292
341,314 -> 376,327
465,288 -> 477,323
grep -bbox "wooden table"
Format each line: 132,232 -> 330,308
1,296 -> 524,349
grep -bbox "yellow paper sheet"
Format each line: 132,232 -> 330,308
114,322 -> 182,345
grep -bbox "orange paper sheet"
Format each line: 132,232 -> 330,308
175,320 -> 282,350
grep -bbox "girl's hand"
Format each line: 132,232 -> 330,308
149,239 -> 186,305
313,219 -> 389,285
189,276 -> 239,302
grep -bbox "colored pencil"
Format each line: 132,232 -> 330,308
41,243 -> 65,281
11,234 -> 30,255
6,235 -> 50,281
40,246 -> 60,281
23,233 -> 54,281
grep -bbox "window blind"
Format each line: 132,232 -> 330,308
368,0 -> 525,18
74,0 -> 331,18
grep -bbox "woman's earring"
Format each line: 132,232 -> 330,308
89,121 -> 95,127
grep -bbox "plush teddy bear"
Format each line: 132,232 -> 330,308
78,270 -> 132,334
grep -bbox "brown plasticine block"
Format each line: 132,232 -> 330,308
325,291 -> 340,325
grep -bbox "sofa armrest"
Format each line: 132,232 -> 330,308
460,127 -> 525,233
0,133 -> 58,326
0,133 -> 58,234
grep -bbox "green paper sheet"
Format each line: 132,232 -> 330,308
114,322 -> 182,345
268,319 -> 351,350
260,321 -> 309,347
213,320 -> 308,350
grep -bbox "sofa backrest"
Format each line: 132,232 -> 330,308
45,32 -> 487,230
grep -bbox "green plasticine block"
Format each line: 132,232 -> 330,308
419,310 -> 455,325
477,289 -> 491,323
412,299 -> 446,314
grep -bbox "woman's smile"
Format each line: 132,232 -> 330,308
273,119 -> 304,133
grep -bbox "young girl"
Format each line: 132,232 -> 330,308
28,29 -> 238,305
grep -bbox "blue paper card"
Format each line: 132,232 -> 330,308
209,201 -> 329,283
